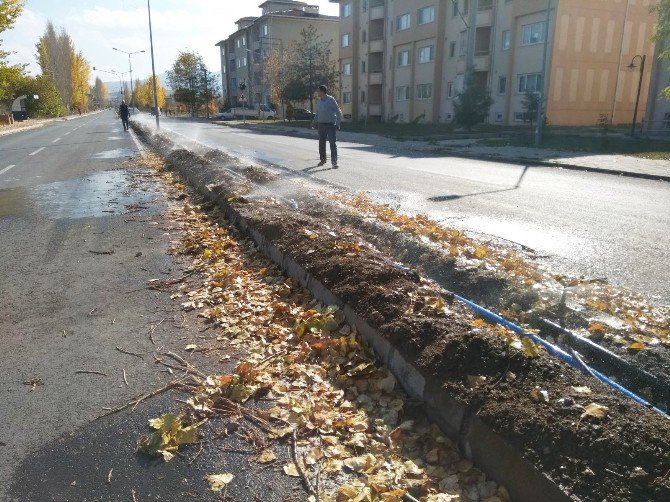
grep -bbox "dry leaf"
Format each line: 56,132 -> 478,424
205,473 -> 233,492
571,386 -> 592,394
582,403 -> 609,420
467,375 -> 487,388
258,449 -> 276,464
283,463 -> 300,477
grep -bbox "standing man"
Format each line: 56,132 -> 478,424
119,100 -> 130,131
312,85 -> 342,168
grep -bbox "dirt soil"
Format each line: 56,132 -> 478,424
139,126 -> 670,502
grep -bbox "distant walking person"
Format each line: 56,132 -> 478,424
119,100 -> 130,131
312,85 -> 342,168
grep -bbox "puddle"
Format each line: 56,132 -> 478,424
0,170 -> 162,219
92,148 -> 138,159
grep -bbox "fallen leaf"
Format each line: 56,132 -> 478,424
571,386 -> 592,394
628,341 -> 645,351
582,403 -> 609,420
205,472 -> 233,492
258,449 -> 276,463
283,463 -> 300,477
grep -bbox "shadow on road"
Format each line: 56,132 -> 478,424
428,165 -> 530,202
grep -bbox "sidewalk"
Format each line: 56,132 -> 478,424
216,120 -> 670,182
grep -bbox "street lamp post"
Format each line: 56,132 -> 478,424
627,54 -> 646,136
112,47 -> 145,112
93,67 -> 129,105
147,0 -> 160,129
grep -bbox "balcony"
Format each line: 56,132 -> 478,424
370,5 -> 385,20
368,52 -> 384,73
369,39 -> 384,52
368,72 -> 383,85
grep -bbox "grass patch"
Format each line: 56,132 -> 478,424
480,132 -> 670,160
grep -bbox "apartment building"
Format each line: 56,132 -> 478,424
331,0 -> 659,126
644,39 -> 670,134
215,1 -> 339,109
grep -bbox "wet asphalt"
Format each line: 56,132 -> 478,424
137,115 -> 670,304
0,112 -> 302,501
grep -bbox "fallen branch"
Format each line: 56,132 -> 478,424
94,377 -> 190,420
291,429 -> 319,501
88,250 -> 114,255
164,351 -> 207,379
123,368 -> 129,387
75,370 -> 107,376
148,318 -> 165,345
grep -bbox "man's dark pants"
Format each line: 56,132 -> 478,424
318,123 -> 337,163
121,117 -> 129,131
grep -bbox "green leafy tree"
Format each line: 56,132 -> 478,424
0,0 -> 27,108
521,92 -> 539,130
13,74 -> 67,117
652,0 -> 670,99
284,25 -> 338,112
453,77 -> 493,130
167,51 -> 218,116
35,22 -> 74,109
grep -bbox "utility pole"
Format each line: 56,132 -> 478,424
148,0 -> 160,129
202,65 -> 210,119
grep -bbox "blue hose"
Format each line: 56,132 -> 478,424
452,293 -> 670,419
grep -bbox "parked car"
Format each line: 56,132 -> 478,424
292,108 -> 314,120
214,108 -> 234,120
231,104 -> 276,120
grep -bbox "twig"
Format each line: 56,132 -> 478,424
148,318 -> 165,345
188,441 -> 204,465
122,368 -> 129,387
107,468 -> 113,484
164,351 -> 208,379
116,346 -> 144,359
88,250 -> 114,255
256,349 -> 287,369
131,488 -> 138,502
153,354 -> 184,373
94,378 -> 188,420
75,370 -> 107,376
291,429 -> 318,500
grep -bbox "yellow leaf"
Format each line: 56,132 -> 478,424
521,337 -> 540,358
587,322 -> 607,336
205,473 -> 233,492
258,449 -> 276,464
283,463 -> 300,477
582,402 -> 609,419
628,341 -> 645,350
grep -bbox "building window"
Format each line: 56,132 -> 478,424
514,111 -> 532,121
236,39 -> 240,48
231,78 -> 237,90
361,90 -> 366,103
449,41 -> 456,58
397,50 -> 410,67
502,30 -> 511,50
495,112 -> 504,122
343,92 -> 352,104
418,6 -> 435,25
463,0 -> 469,14
522,21 -> 546,45
453,0 -> 459,16
341,34 -> 350,47
362,30 -> 367,42
396,85 -> 410,101
498,76 -> 507,94
459,30 -> 467,56
343,63 -> 352,75
396,13 -> 410,30
242,38 -> 246,46
518,73 -> 542,93
418,45 -> 435,63
263,25 -> 268,36
242,57 -> 247,67
416,83 -> 432,99
362,0 -> 368,12
342,3 -> 351,17
447,81 -> 453,98
361,61 -> 366,73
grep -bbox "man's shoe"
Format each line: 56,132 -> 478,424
332,161 -> 338,168
317,160 -> 327,166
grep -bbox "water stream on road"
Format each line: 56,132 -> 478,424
0,169 -> 162,219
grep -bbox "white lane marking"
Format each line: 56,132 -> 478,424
0,165 -> 16,176
52,137 -> 61,143
64,131 -> 71,136
29,147 -> 45,156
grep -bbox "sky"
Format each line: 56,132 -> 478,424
2,0 -> 339,85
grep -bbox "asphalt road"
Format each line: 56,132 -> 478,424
139,116 -> 670,304
0,112 -> 302,501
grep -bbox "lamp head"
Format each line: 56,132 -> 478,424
627,62 -> 636,70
